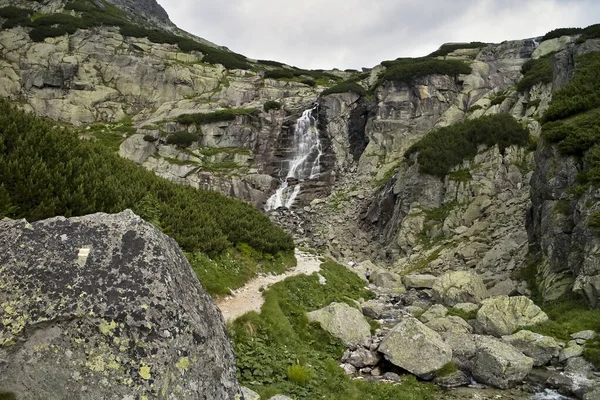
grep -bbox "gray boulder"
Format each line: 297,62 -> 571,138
0,211 -> 240,399
268,396 -> 294,400
241,386 -> 260,400
472,336 -> 534,389
342,348 -> 381,368
426,316 -> 473,334
307,302 -> 371,348
361,299 -> 388,319
501,330 -> 560,366
378,317 -> 452,377
403,274 -> 438,289
488,278 -> 518,297
370,270 -> 406,293
559,343 -> 584,363
476,296 -> 548,336
433,271 -> 488,307
419,304 -> 448,323
440,332 -> 478,372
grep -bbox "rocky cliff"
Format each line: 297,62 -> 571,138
0,210 -> 241,399
1,0 -> 600,310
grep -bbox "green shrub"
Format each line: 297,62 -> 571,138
516,53 -> 554,93
143,135 -> 158,142
264,68 -> 296,79
176,108 -> 257,125
405,114 -> 529,177
428,42 -> 487,57
542,27 -> 582,41
264,100 -> 282,112
165,131 -> 199,147
490,94 -> 507,106
588,211 -> 600,233
468,104 -> 483,112
528,99 -> 541,108
0,6 -> 32,19
447,308 -> 477,321
321,82 -> 367,97
435,362 -> 458,378
0,100 -> 293,258
287,364 -> 313,386
258,59 -> 285,67
543,52 -> 600,122
299,78 -> 315,87
583,337 -> 600,369
379,57 -> 471,84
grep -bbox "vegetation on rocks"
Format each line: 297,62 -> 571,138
405,114 -> 529,178
516,53 -> 554,93
428,42 -> 487,57
0,100 -> 293,265
230,260 -> 436,399
541,23 -> 600,43
263,100 -> 282,112
321,82 -> 367,97
165,131 -> 201,148
379,57 -> 471,84
175,108 -> 257,125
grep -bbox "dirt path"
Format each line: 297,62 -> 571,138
216,249 -> 322,322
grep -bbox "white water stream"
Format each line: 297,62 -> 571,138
265,106 -> 322,211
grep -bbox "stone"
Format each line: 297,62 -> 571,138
433,370 -> 470,388
426,316 -> 473,334
501,330 -> 560,366
361,299 -> 388,319
548,371 -> 598,399
307,302 -> 371,348
487,279 -> 518,297
403,274 -> 438,289
419,304 -> 448,323
119,133 -> 157,164
382,372 -> 401,382
453,303 -> 480,314
378,317 -> 453,377
583,385 -> 600,400
571,330 -> 598,341
370,270 -> 406,293
241,386 -> 260,400
0,211 -> 240,399
342,348 -> 381,368
340,363 -> 357,375
476,296 -> 548,336
440,332 -> 477,372
559,343 -> 584,363
433,271 -> 488,307
472,336 -> 534,389
268,395 -> 294,400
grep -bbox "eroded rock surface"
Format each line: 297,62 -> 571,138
0,210 -> 240,400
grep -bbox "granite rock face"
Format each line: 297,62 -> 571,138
0,210 -> 240,400
307,302 -> 371,348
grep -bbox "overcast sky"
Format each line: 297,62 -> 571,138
157,0 -> 600,70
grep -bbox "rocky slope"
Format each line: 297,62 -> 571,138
0,210 -> 241,399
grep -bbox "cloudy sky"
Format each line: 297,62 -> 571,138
157,0 -> 599,70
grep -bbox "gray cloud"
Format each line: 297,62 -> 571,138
158,0 -> 600,69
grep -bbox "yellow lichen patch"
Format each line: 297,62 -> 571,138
99,320 -> 118,336
86,354 -> 106,372
141,304 -> 148,310
139,364 -> 151,380
176,357 -> 190,371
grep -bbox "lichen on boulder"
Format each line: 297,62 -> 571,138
0,210 -> 240,399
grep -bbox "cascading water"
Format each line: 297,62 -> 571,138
265,105 -> 322,211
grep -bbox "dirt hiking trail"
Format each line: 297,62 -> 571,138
216,249 -> 322,322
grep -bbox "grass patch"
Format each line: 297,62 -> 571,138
468,104 -> 483,113
175,108 -> 257,125
448,168 -> 471,182
447,308 -> 477,321
435,362 -> 458,378
428,42 -> 487,58
405,114 -> 529,178
230,260 -> 436,399
188,244 -> 295,296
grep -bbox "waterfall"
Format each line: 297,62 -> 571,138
265,106 -> 322,211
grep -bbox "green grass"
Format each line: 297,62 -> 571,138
428,42 -> 487,57
435,362 -> 458,378
526,297 -> 600,341
447,308 -> 477,321
230,260 -> 436,399
405,114 -> 529,178
188,244 -> 295,296
264,100 -> 282,112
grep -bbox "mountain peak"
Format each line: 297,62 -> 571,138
104,0 -> 170,25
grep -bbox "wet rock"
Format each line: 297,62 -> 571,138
476,296 -> 548,336
472,336 -> 534,389
307,302 -> 371,348
0,211 -> 240,399
433,271 -> 489,307
501,330 -> 560,366
378,317 -> 452,378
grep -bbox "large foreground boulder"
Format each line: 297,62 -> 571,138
501,330 -> 560,366
378,317 -> 452,377
432,271 -> 488,307
477,296 -> 548,336
0,211 -> 240,400
307,302 -> 371,348
472,336 -> 534,389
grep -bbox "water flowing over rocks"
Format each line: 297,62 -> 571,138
0,210 -> 240,399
